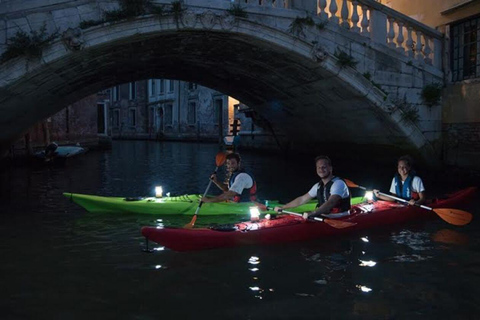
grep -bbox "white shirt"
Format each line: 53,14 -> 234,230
308,179 -> 350,199
229,173 -> 253,195
389,176 -> 425,194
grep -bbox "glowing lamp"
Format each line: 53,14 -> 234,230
250,206 -> 260,221
365,191 -> 374,202
155,186 -> 163,198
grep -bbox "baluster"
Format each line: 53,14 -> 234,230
405,26 -> 414,58
341,0 -> 350,29
423,36 -> 432,65
415,30 -> 423,60
387,17 -> 396,48
351,1 -> 360,33
361,5 -> 369,36
396,21 -> 405,53
329,0 -> 339,24
318,0 -> 328,20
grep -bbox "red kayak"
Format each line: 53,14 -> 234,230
141,187 -> 477,252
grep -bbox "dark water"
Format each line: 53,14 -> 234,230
1,141 -> 479,319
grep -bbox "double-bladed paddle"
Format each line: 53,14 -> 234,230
344,179 -> 472,226
184,151 -> 227,229
255,203 -> 357,229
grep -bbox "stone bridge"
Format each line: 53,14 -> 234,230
0,0 -> 444,162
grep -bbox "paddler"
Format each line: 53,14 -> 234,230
201,152 -> 257,203
274,155 -> 351,219
373,155 -> 426,205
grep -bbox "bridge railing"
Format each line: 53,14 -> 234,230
231,0 -> 443,69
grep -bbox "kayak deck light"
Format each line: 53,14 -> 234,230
155,186 -> 163,198
250,206 -> 260,221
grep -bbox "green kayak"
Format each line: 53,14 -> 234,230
63,192 -> 364,216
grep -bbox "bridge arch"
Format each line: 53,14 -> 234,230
0,1 -> 441,161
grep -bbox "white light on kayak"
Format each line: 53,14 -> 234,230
249,268 -> 259,272
249,287 -> 260,291
250,206 -> 260,221
361,237 -> 369,242
155,186 -> 163,198
248,256 -> 260,264
155,265 -> 162,269
359,260 -> 377,267
356,285 -> 372,293
365,191 -> 374,201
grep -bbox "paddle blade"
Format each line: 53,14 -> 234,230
433,208 -> 473,226
184,215 -> 197,229
215,152 -> 227,167
324,219 -> 357,229
344,179 -> 359,188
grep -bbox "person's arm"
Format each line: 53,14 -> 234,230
274,193 -> 313,212
202,190 -> 237,203
408,191 -> 426,205
306,194 -> 342,218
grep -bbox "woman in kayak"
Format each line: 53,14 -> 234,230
274,155 -> 351,219
201,153 -> 257,203
373,155 -> 426,205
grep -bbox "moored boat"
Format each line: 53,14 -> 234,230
141,187 -> 477,252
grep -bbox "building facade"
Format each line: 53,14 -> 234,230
383,0 -> 480,167
110,79 -> 239,143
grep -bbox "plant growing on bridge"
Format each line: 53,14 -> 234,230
104,0 -> 151,22
334,48 -> 358,69
288,16 -> 315,37
421,83 -> 443,106
1,24 -> 57,63
392,99 -> 420,125
227,4 -> 248,18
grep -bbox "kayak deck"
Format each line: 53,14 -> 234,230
64,191 -> 365,216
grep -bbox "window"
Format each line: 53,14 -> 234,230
187,101 -> 196,124
112,86 -> 120,101
129,108 -> 136,127
164,104 -> 173,125
168,80 -> 174,93
129,82 -> 137,100
451,14 -> 480,81
150,80 -> 156,96
188,82 -> 197,91
113,109 -> 120,127
159,79 -> 164,94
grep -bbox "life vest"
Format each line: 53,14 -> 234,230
228,169 -> 257,203
394,173 -> 420,200
316,176 -> 351,213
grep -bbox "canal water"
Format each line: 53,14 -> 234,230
1,140 -> 479,319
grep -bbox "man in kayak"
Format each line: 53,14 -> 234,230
373,155 -> 426,205
201,153 -> 257,203
274,155 -> 351,219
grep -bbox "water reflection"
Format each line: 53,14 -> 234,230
0,140 -> 479,319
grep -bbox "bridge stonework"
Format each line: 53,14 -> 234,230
0,0 -> 444,163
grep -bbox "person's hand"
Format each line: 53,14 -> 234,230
373,189 -> 380,198
274,206 -> 283,213
209,173 -> 218,183
408,199 -> 416,206
302,212 -> 310,219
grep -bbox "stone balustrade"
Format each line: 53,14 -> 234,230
228,0 -> 443,69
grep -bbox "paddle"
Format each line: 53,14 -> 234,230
344,179 -> 472,226
184,152 -> 227,228
256,203 -> 357,229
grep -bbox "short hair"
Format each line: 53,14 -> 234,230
226,152 -> 241,163
314,155 -> 332,166
398,155 -> 414,168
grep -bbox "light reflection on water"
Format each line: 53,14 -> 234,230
0,140 -> 479,319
